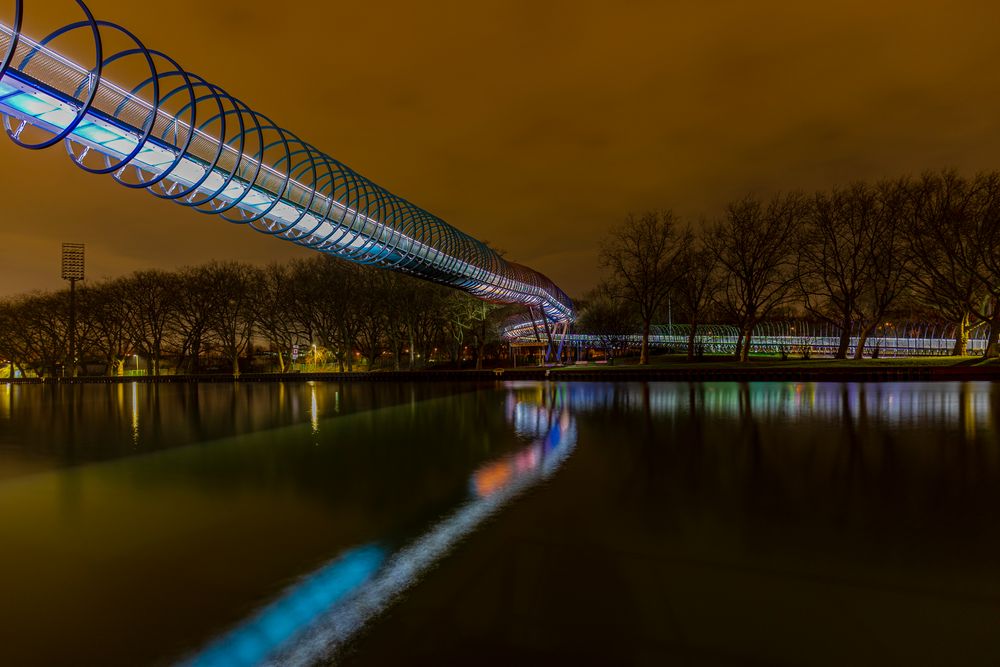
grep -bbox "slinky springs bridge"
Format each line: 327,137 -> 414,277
0,1 -> 574,325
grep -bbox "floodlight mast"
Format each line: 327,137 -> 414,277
60,241 -> 84,377
0,1 -> 575,327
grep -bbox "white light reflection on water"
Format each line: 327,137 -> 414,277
560,380 -> 995,431
181,387 -> 576,667
309,383 -> 319,437
131,382 -> 139,446
0,382 -> 10,421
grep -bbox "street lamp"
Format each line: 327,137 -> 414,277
134,353 -> 138,375
312,344 -> 317,371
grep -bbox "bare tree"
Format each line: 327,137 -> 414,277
0,298 -> 33,377
293,256 -> 364,372
707,193 -> 804,362
600,210 -> 682,364
578,284 -> 639,363
964,172 -> 1000,357
908,171 -> 1000,357
463,297 -> 505,369
122,270 -> 177,376
380,271 -> 411,371
444,290 -> 475,365
287,257 -> 320,357
851,179 -> 912,358
0,257 -> 472,376
331,262 -> 364,372
255,262 -> 302,373
672,226 -> 718,360
83,280 -> 133,376
407,284 -> 451,369
797,184 -> 877,358
355,269 -> 392,370
904,173 -> 983,355
3,292 -> 68,377
204,262 -> 262,375
169,266 -> 219,374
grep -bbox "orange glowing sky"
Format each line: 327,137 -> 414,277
2,0 -> 1000,297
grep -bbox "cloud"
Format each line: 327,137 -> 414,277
3,0 -> 1000,298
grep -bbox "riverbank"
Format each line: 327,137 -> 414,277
7,356 -> 1000,384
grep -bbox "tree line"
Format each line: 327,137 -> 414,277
0,256 -> 511,377
588,170 -> 1000,363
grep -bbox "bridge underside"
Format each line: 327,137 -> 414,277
0,2 -> 574,323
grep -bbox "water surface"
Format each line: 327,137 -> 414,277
1,381 -> 999,665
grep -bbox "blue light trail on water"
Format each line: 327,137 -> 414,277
184,545 -> 386,667
179,390 -> 575,667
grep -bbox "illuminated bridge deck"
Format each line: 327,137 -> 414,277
0,7 -> 573,323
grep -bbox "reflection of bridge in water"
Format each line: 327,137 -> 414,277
189,381 -> 991,665
503,318 -> 986,358
552,380 -> 995,431
184,385 -> 576,667
0,1 -> 573,324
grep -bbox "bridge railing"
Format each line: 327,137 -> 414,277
503,317 -> 990,357
0,2 -> 575,324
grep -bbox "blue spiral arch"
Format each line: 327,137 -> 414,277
0,0 -> 575,323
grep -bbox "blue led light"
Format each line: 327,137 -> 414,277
136,147 -> 175,167
4,92 -> 54,116
74,122 -> 122,144
104,137 -> 138,155
37,107 -> 75,127
0,6 -> 575,324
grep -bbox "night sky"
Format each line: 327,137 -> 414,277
1,0 -> 999,297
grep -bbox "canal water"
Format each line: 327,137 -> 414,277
1,381 -> 999,665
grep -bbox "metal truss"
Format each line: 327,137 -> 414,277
0,1 -> 575,323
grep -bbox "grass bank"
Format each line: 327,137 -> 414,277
9,353 -> 1000,384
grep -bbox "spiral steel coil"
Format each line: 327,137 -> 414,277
0,1 -> 575,322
